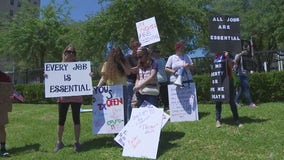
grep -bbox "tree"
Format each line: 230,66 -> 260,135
208,0 -> 284,50
79,0 -> 210,61
208,0 -> 284,71
0,0 -> 71,75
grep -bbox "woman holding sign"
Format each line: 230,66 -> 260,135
133,47 -> 159,107
97,46 -> 131,124
52,45 -> 83,152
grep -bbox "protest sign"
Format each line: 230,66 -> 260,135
122,107 -> 164,159
44,61 -> 93,98
136,16 -> 160,46
92,85 -> 125,134
210,60 -> 230,102
168,83 -> 199,122
114,101 -> 169,148
139,101 -> 170,128
209,15 -> 241,53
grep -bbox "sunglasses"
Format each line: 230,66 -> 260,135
65,50 -> 76,54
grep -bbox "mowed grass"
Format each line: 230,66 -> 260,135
5,102 -> 284,160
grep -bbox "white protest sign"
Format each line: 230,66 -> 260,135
168,83 -> 199,122
122,107 -> 163,159
114,101 -> 169,148
44,61 -> 93,98
92,85 -> 125,134
140,101 -> 170,128
136,16 -> 160,47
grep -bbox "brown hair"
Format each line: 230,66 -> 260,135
129,38 -> 141,50
137,47 -> 153,68
104,46 -> 129,81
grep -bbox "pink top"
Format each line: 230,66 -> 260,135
57,96 -> 83,103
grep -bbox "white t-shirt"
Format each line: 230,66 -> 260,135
165,54 -> 193,82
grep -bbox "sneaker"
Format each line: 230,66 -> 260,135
216,120 -> 222,128
54,142 -> 64,153
238,123 -> 244,128
235,102 -> 241,107
249,103 -> 257,108
0,149 -> 9,157
235,121 -> 243,128
74,142 -> 80,152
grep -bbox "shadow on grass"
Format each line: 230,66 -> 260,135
80,136 -> 120,151
222,116 -> 269,126
198,111 -> 210,120
157,131 -> 185,157
9,143 -> 40,154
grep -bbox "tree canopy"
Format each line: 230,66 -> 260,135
0,0 -> 71,71
0,0 -> 283,75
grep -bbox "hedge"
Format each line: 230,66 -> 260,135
14,71 -> 284,104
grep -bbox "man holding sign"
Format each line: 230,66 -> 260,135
44,45 -> 93,152
214,51 -> 243,128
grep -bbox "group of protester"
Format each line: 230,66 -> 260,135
0,38 -> 257,156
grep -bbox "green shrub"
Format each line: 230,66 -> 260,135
15,72 -> 284,104
14,80 -> 99,104
193,71 -> 284,103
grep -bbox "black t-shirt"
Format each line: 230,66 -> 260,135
0,71 -> 11,82
126,54 -> 138,83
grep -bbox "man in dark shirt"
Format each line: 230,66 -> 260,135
0,70 -> 13,157
125,38 -> 140,123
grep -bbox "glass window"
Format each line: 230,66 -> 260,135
10,9 -> 14,16
10,0 -> 14,5
17,1 -> 22,7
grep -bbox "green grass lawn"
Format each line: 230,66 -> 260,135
5,102 -> 284,160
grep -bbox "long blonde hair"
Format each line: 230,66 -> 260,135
62,44 -> 76,62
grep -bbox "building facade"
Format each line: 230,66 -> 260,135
0,0 -> 40,17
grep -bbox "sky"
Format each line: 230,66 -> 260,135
40,0 -> 110,21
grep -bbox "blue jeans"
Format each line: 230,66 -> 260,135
235,74 -> 253,104
136,92 -> 158,108
216,78 -> 240,122
126,81 -> 135,123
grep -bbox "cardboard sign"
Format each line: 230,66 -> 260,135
168,83 -> 199,122
44,61 -> 93,98
0,82 -> 13,112
209,15 -> 242,53
92,85 -> 125,134
139,101 -> 170,128
210,61 -> 229,102
114,101 -> 169,148
136,17 -> 160,46
121,107 -> 164,159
